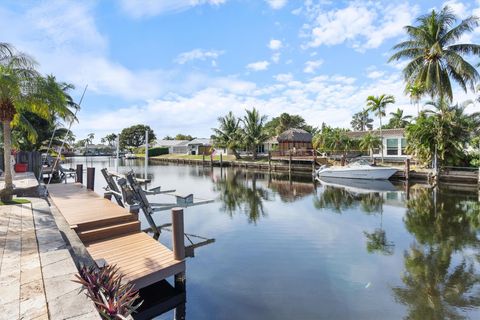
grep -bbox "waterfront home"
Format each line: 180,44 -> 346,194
346,128 -> 410,161
276,128 -> 313,155
77,144 -> 114,156
187,138 -> 212,155
155,140 -> 190,154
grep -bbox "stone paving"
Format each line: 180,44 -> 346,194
0,175 -> 99,319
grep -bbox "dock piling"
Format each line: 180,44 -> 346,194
172,208 -> 185,260
220,153 -> 223,167
86,167 -> 95,190
404,158 -> 410,180
289,152 -> 292,173
172,207 -> 186,290
76,164 -> 83,184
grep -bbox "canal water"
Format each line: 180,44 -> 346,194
64,157 -> 480,320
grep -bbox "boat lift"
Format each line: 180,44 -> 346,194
100,169 -> 215,251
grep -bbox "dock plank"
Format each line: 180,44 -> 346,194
47,183 -> 185,290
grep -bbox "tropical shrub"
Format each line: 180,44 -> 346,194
74,264 -> 142,320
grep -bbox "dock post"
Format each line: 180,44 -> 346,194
404,158 -> 410,180
172,207 -> 186,291
210,153 -> 213,167
478,166 -> 480,188
220,153 -> 223,167
76,164 -> 83,184
86,167 -> 95,190
202,153 -> 205,166
312,150 -> 315,174
268,151 -> 271,171
289,152 -> 292,173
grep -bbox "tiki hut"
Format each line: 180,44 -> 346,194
277,128 -> 313,154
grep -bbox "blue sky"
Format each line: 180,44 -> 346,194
1,0 -> 479,142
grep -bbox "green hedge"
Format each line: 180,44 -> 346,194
148,147 -> 169,156
134,146 -> 169,156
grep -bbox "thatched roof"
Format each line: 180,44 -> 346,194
277,128 -> 312,142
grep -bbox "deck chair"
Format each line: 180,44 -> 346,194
59,165 -> 77,183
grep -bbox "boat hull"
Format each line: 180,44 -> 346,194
316,167 -> 397,180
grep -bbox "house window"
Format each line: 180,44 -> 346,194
386,138 -> 398,155
256,144 -> 265,153
401,138 -> 407,155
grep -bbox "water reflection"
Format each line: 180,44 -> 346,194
61,158 -> 480,319
213,170 -> 272,224
393,187 -> 480,319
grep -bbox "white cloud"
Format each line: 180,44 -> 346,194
303,60 -> 323,73
119,0 -> 227,18
367,70 -> 384,79
265,0 -> 288,10
175,49 -> 224,64
274,73 -> 293,82
302,2 -> 419,51
246,60 -> 270,71
268,39 -> 282,50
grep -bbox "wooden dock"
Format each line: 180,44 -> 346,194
47,183 -> 185,289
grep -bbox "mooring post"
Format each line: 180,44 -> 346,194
268,151 -> 272,171
220,153 -> 223,167
76,164 -> 83,184
86,167 -> 95,190
202,153 -> 205,166
172,207 -> 185,260
404,158 -> 410,180
312,150 -> 316,174
477,166 -> 480,188
172,207 -> 186,291
289,151 -> 292,173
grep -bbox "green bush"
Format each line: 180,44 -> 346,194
133,146 -> 168,156
148,147 -> 169,156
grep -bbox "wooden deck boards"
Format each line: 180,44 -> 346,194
47,183 -> 185,289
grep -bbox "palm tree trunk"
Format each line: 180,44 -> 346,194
1,120 -> 14,201
252,146 -> 257,160
379,115 -> 384,163
232,148 -> 241,160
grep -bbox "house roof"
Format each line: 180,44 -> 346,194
277,128 -> 312,142
155,140 -> 190,147
346,128 -> 405,139
187,138 -> 212,146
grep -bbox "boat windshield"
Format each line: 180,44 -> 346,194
348,159 -> 371,167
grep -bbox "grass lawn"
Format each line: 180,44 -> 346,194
0,198 -> 31,206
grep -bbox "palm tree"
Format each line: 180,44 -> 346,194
389,6 -> 480,101
406,83 -> 424,115
405,98 -> 474,166
366,94 -> 395,162
359,132 -> 382,161
350,109 -> 373,131
242,108 -> 268,160
212,111 -> 243,159
388,108 -> 412,128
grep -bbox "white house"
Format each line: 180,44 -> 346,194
346,128 -> 410,160
155,140 -> 190,154
187,139 -> 212,155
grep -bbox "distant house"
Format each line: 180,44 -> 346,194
346,128 -> 410,160
187,139 -> 212,155
80,144 -> 114,155
155,140 -> 190,154
277,128 -> 313,154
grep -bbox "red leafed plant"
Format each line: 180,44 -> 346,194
74,264 -> 143,320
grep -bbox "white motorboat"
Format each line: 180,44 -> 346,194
317,176 -> 398,193
315,160 -> 398,180
124,153 -> 138,159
